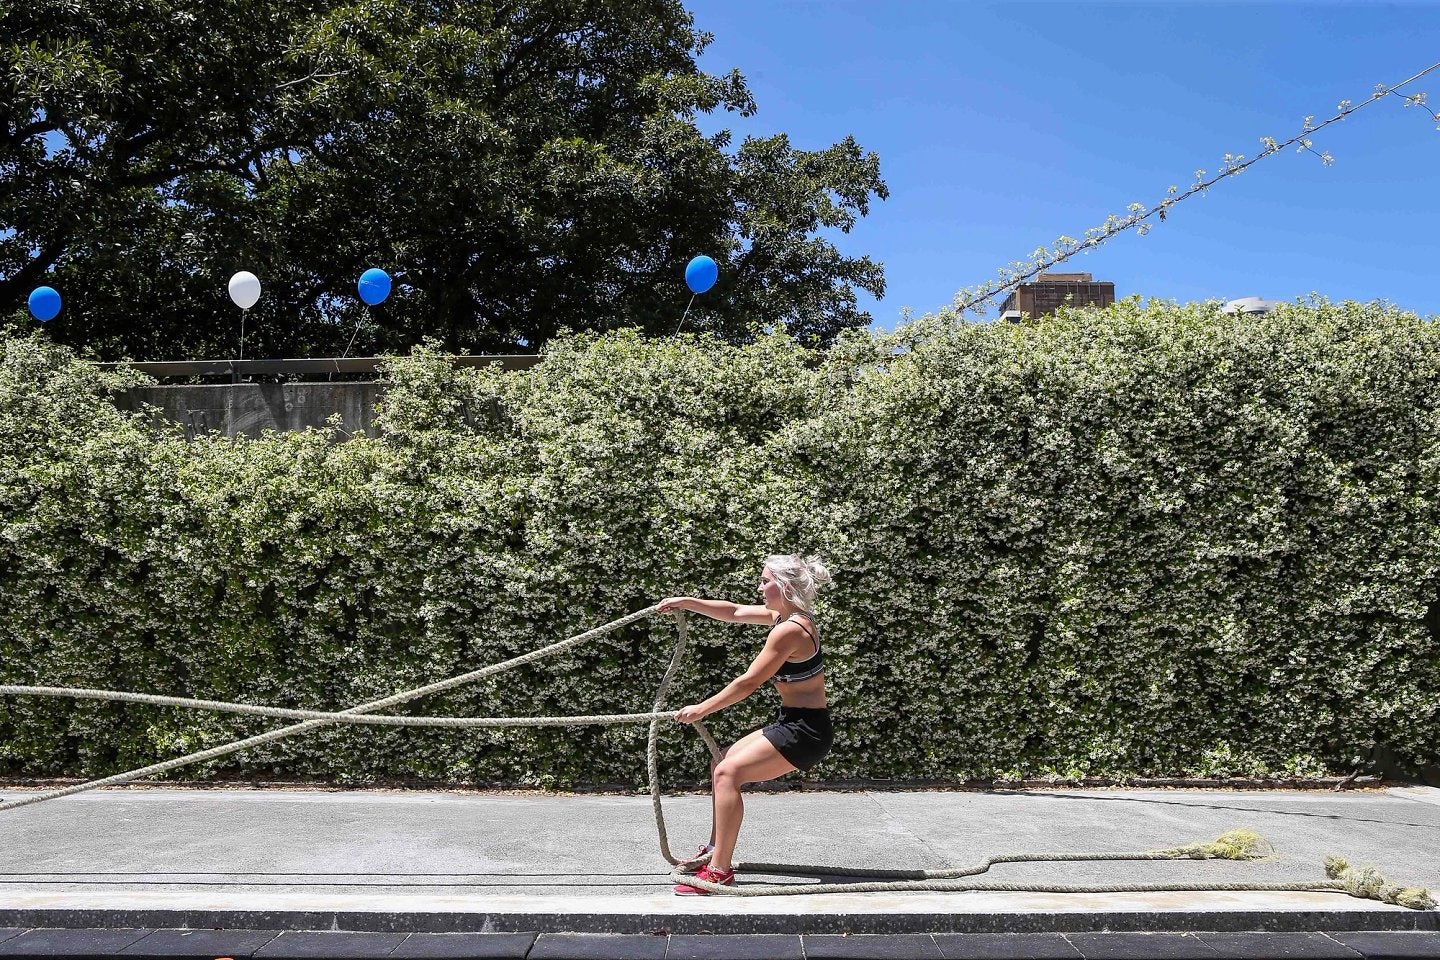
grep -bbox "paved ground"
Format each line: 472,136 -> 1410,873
0,785 -> 1436,937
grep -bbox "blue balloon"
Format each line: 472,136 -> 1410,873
28,286 -> 62,322
357,268 -> 392,306
685,255 -> 718,295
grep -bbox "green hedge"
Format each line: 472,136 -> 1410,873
2,297 -> 1438,787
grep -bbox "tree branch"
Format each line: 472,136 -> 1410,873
951,58 -> 1440,317
4,117 -> 60,147
0,226 -> 75,309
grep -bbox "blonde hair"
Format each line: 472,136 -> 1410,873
763,554 -> 833,612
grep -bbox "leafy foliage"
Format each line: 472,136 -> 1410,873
2,298 -> 1438,787
0,0 -> 887,359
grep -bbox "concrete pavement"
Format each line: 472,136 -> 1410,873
0,785 -> 1436,934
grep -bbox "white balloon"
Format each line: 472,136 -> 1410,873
228,271 -> 262,310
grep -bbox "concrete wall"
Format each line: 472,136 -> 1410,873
115,383 -> 384,439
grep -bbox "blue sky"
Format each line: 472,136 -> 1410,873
684,1 -> 1440,330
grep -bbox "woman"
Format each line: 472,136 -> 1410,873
657,553 -> 834,895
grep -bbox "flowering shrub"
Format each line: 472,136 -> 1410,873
2,298 -> 1437,787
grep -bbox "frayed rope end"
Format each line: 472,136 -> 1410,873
1162,828 -> 1275,861
1325,856 -> 1436,910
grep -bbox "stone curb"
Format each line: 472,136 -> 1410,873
0,910 -> 1437,936
4,929 -> 1440,960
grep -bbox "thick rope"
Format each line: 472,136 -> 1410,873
669,851 -> 1434,907
0,603 -> 661,813
673,828 -> 1281,883
669,830 -> 1434,906
0,609 -> 1433,910
674,877 -> 1352,897
643,611 -> 722,866
0,686 -> 676,728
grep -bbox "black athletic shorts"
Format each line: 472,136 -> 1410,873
762,705 -> 834,771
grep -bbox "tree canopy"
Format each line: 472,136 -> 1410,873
0,0 -> 888,359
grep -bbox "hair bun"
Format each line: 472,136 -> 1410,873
763,553 -> 833,610
804,555 -> 833,590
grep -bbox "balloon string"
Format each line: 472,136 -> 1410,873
239,310 -> 247,362
342,316 -> 362,360
336,307 -> 367,381
674,293 -> 697,336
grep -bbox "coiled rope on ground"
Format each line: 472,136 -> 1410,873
0,607 -> 1433,908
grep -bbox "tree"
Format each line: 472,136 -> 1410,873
0,0 -> 888,358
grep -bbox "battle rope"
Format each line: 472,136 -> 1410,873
0,604 -> 663,813
669,830 -> 1435,908
0,608 -> 1433,909
0,686 -> 676,728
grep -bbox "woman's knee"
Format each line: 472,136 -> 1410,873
709,742 -> 734,775
713,760 -> 744,789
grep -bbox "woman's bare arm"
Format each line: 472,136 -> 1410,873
658,597 -> 775,625
675,629 -> 799,722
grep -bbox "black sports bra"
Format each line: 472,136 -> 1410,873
771,611 -> 824,683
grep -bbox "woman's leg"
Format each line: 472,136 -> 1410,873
709,729 -> 796,872
706,744 -> 731,847
705,734 -> 751,849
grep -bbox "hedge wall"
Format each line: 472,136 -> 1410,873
2,297 -> 1438,787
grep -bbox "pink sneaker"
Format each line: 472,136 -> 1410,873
673,864 -> 735,896
676,844 -> 713,873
